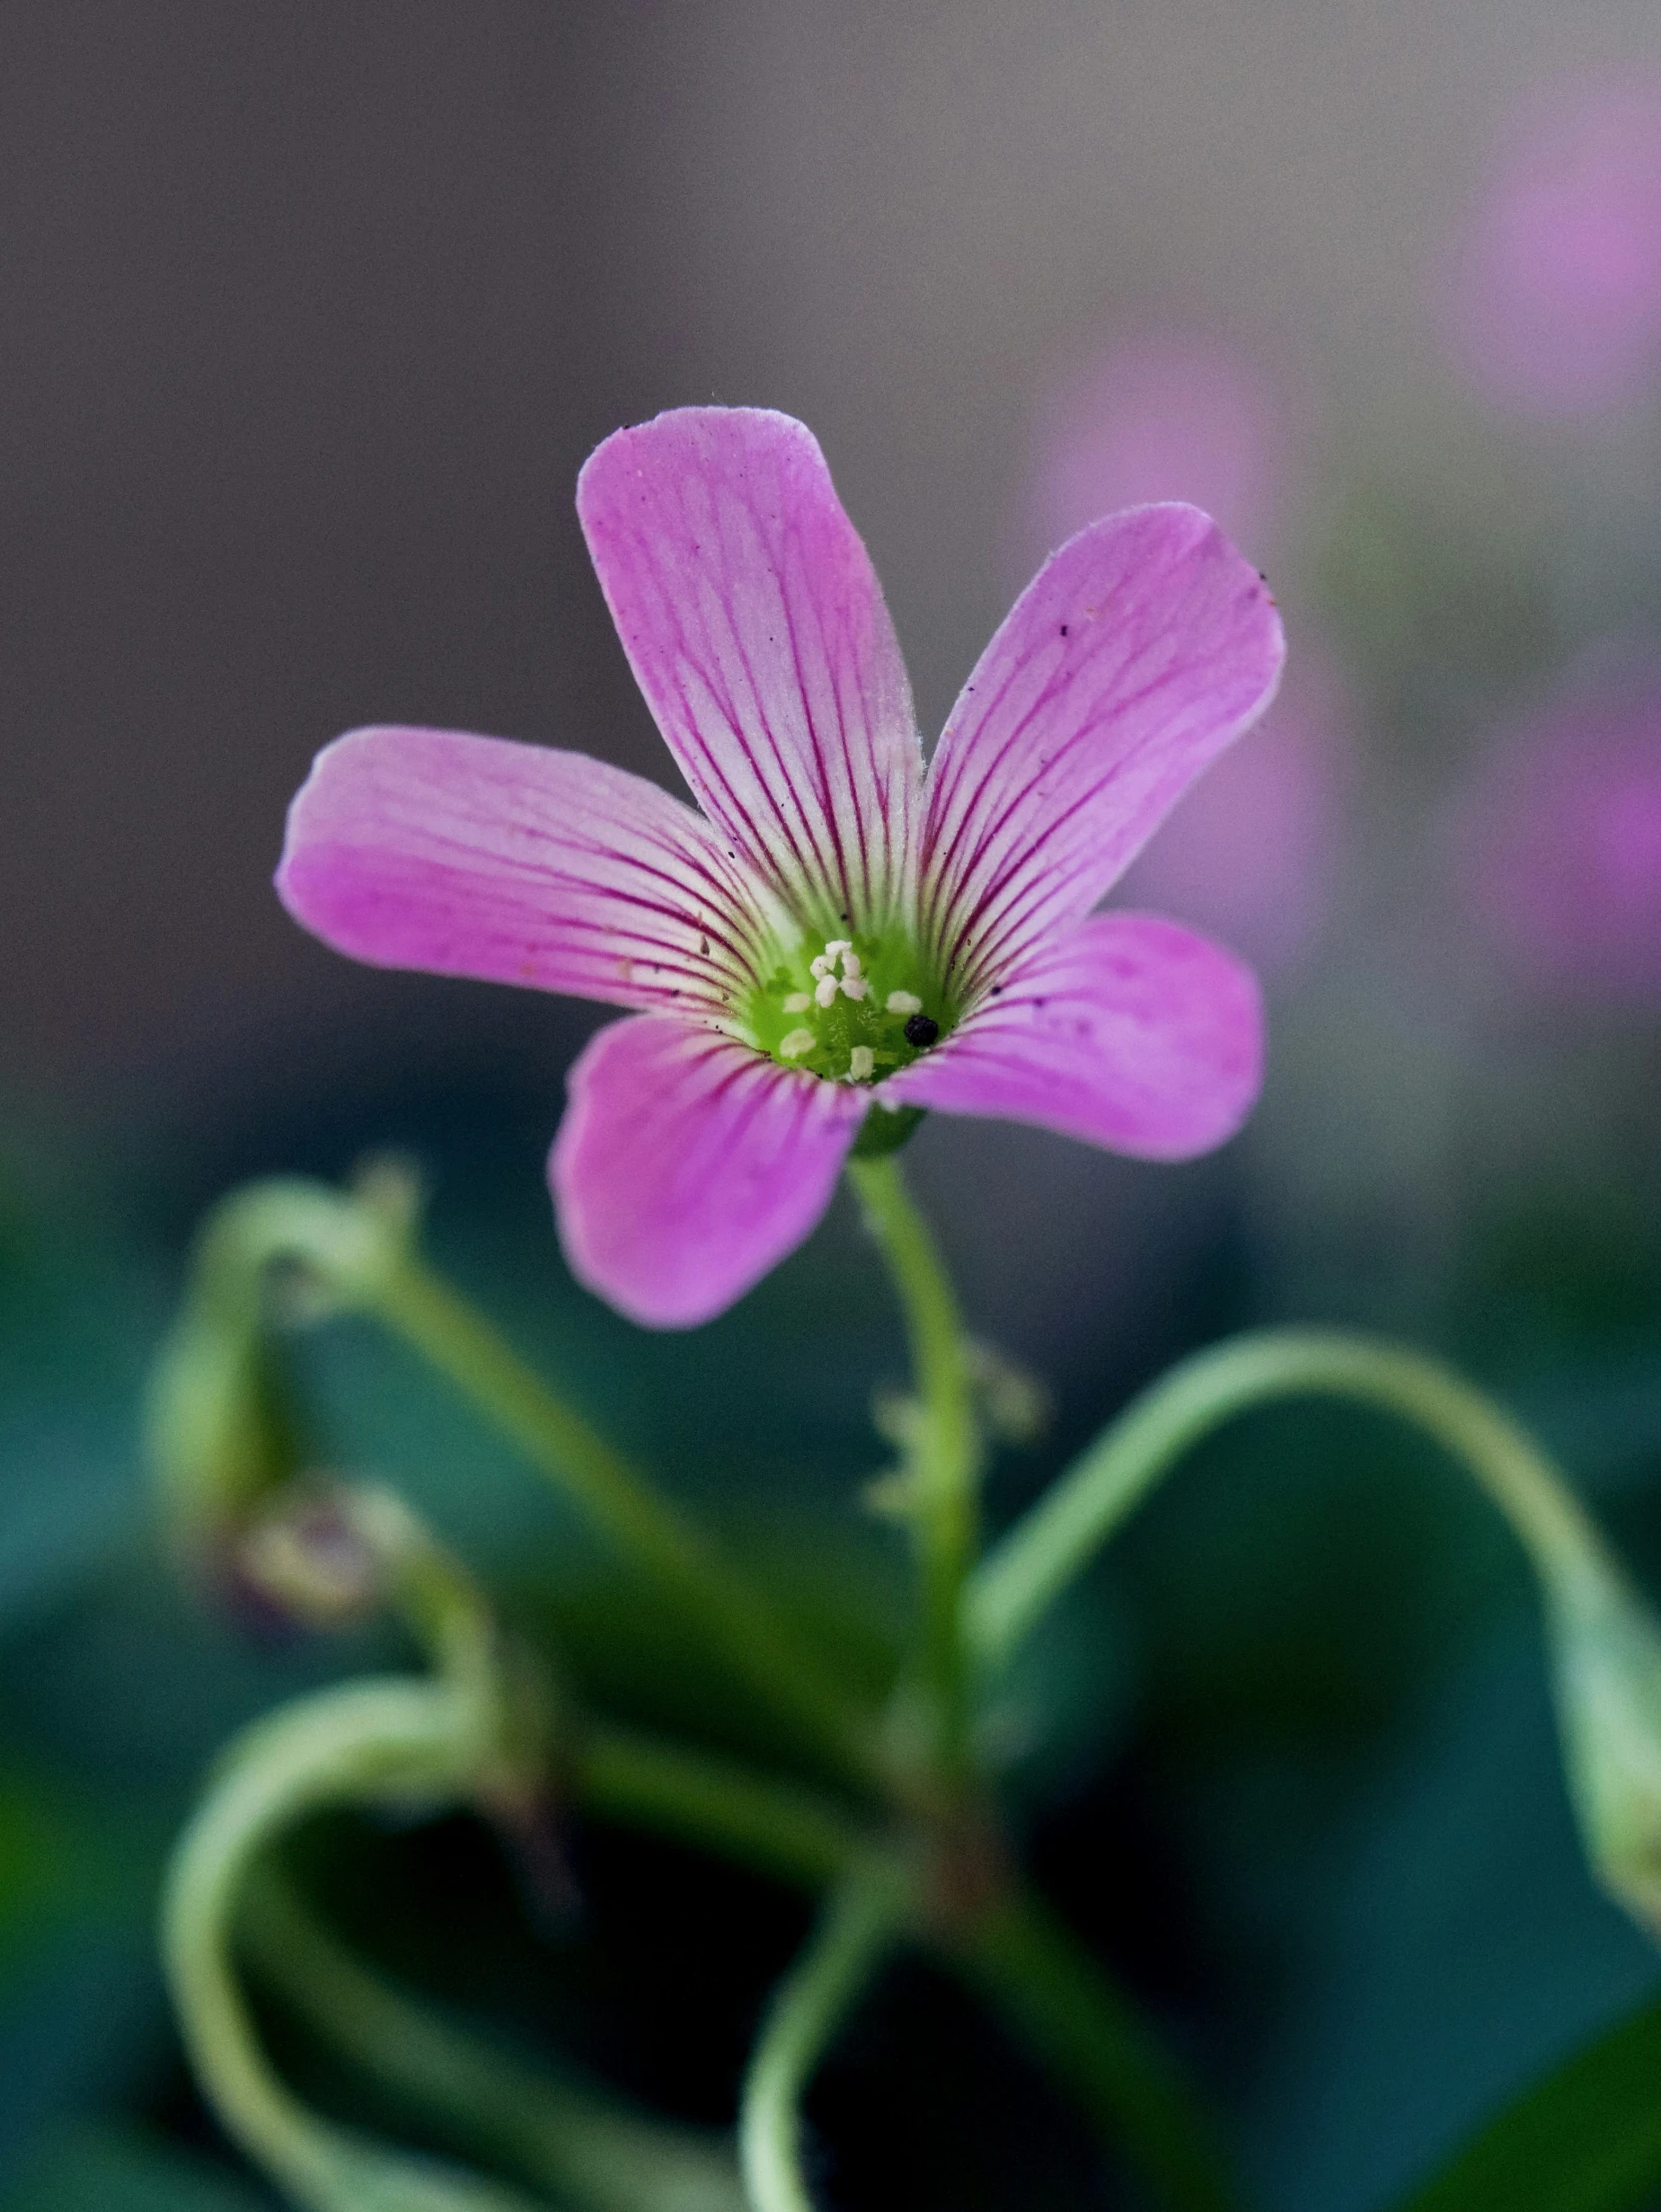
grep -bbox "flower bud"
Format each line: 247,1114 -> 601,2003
147,1174 -> 419,1571
236,1486 -> 387,1631
146,1302 -> 300,1568
1548,1555 -> 1661,1941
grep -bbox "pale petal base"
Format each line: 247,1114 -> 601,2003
550,1015 -> 866,1328
882,912 -> 1262,1160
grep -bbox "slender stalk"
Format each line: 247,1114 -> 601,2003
370,1253 -> 880,1792
967,1327 -> 1611,1674
573,1722 -> 867,1891
954,1886 -> 1241,2212
161,1676 -> 540,2212
845,1156 -> 981,1780
244,1876 -> 746,2212
739,1863 -> 910,2212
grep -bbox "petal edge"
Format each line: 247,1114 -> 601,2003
919,504 -> 1284,998
277,726 -> 768,1015
578,407 -> 923,934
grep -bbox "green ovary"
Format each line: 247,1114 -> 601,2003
743,930 -> 954,1086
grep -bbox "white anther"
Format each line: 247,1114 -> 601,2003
824,938 -> 852,958
886,991 -> 922,1017
840,975 -> 868,1001
782,992 -> 812,1013
814,975 -> 839,1009
809,955 -> 831,979
841,950 -> 862,978
848,1046 -> 875,1082
779,1028 -> 816,1059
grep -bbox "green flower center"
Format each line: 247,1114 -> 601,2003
743,932 -> 955,1086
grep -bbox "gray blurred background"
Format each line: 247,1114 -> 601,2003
0,0 -> 1638,1085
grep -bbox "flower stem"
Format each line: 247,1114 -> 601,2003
953,1885 -> 1242,2212
739,1860 -> 910,2212
967,1326 -> 1611,1674
373,1252 -> 878,1790
572,1721 -> 867,1891
845,1155 -> 982,1784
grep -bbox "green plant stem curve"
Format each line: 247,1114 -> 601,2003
739,1861 -> 909,2212
160,1675 -> 541,2212
967,1327 -> 1611,1675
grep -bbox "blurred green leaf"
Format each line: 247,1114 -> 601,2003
0,1772 -> 149,1961
1234,1635 -> 1658,2212
0,1443 -> 143,1642
1393,1986 -> 1661,2212
9,2128 -> 271,2210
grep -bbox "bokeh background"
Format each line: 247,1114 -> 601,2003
8,4 -> 1661,2207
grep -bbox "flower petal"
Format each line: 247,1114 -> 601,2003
577,407 -> 922,935
881,912 -> 1263,1159
549,1015 -> 865,1327
918,504 -> 1284,1000
277,726 -> 770,1014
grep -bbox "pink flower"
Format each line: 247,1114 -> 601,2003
1463,652 -> 1661,998
278,409 -> 1282,1326
1445,80 -> 1661,416
1020,331 -> 1291,575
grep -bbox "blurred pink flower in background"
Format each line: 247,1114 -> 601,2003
1463,652 -> 1661,996
1018,330 -> 1340,978
1444,80 -> 1661,417
1019,328 -> 1293,571
1117,648 -> 1347,978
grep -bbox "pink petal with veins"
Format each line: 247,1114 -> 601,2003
578,407 -> 922,936
550,1014 -> 865,1327
918,504 -> 1283,1002
277,726 -> 767,1014
882,912 -> 1262,1159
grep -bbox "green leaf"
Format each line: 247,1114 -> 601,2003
1394,1987 -> 1661,2212
9,2129 -> 270,2212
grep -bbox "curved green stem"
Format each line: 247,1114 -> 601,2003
967,1327 -> 1611,1674
739,1862 -> 910,2212
243,1876 -> 746,2212
164,1520 -> 874,2210
161,1677 -> 542,2212
954,1885 -> 1241,2212
845,1156 -> 981,1781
